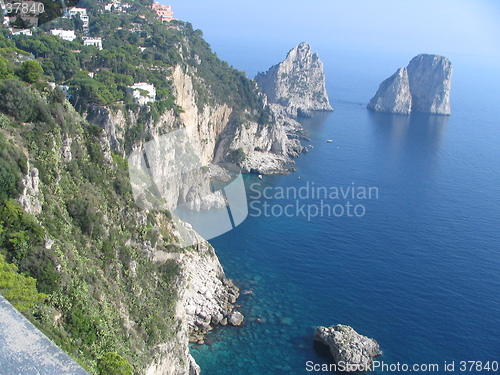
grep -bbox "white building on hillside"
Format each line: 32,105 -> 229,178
50,29 -> 76,41
10,28 -> 33,36
65,7 -> 89,29
127,82 -> 156,105
104,2 -> 131,12
83,37 -> 103,50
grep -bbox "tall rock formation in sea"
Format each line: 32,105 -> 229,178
255,42 -> 333,118
368,54 -> 452,115
366,67 -> 412,114
406,54 -> 452,114
213,42 -> 334,174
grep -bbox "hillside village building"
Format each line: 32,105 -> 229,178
10,28 -> 32,35
83,37 -> 103,50
127,82 -> 156,105
151,2 -> 174,23
50,29 -> 76,41
104,0 -> 131,12
64,7 -> 89,29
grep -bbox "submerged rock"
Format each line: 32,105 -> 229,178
314,324 -> 381,370
228,311 -> 244,326
368,54 -> 452,115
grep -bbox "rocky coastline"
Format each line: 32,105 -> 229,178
83,42 -> 332,373
216,42 -> 332,175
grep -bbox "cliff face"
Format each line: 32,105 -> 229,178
171,66 -> 232,166
255,42 -> 333,118
213,106 -> 307,175
0,20 -> 334,374
145,236 -> 241,375
407,54 -> 452,114
368,54 -> 452,115
367,67 -> 412,114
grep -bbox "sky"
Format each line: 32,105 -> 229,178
164,0 -> 500,74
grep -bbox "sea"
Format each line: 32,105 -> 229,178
189,41 -> 500,374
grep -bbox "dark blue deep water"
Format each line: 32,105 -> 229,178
190,48 -> 500,374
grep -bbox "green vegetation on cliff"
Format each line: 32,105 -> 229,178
0,60 -> 181,374
0,0 -> 271,372
4,0 -> 267,122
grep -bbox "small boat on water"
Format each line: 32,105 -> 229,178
326,139 -> 333,143
258,175 -> 263,179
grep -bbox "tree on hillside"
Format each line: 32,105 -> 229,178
0,254 -> 47,312
0,79 -> 37,122
0,55 -> 14,80
18,60 -> 43,84
97,352 -> 133,375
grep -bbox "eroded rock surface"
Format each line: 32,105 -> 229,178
368,54 -> 452,115
255,42 -> 333,118
314,324 -> 381,370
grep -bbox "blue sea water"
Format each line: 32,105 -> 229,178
190,47 -> 500,374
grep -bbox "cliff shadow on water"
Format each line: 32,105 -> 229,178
296,111 -> 334,138
368,111 -> 449,157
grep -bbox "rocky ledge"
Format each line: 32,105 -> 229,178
221,42 -> 330,175
314,324 -> 381,370
145,237 -> 244,375
368,54 -> 452,115
180,240 -> 244,345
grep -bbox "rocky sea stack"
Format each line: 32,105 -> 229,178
368,54 -> 452,115
215,42 -> 333,175
314,324 -> 381,371
255,42 -> 333,118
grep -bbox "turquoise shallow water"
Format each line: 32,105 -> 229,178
190,51 -> 500,374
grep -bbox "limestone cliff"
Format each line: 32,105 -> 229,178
18,166 -> 42,215
255,42 -> 333,118
78,43 -> 331,375
367,67 -> 412,114
407,54 -> 452,114
368,54 -> 452,115
0,11 -> 327,375
213,105 -> 307,175
145,232 -> 241,375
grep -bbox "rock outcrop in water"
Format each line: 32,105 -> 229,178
217,42 -> 333,174
255,42 -> 333,118
366,67 -> 412,114
314,325 -> 381,370
368,54 -> 452,115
